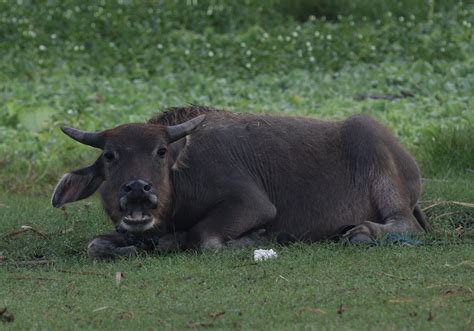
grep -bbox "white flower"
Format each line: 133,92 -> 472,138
39,45 -> 47,51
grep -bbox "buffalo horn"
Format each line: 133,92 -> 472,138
167,115 -> 206,142
61,127 -> 105,149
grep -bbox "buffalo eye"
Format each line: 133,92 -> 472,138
103,151 -> 115,162
156,147 -> 167,158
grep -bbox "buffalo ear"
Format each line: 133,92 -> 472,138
51,161 -> 103,208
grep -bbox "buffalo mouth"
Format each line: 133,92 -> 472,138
120,210 -> 156,232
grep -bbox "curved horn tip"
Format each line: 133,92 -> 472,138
194,114 -> 206,124
60,126 -> 74,134
167,114 -> 206,142
59,126 -> 104,149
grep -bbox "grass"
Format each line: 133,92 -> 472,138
0,1 -> 473,329
0,180 -> 473,329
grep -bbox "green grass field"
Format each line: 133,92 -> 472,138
0,1 -> 473,329
1,179 -> 473,329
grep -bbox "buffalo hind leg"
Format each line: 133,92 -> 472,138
343,211 -> 424,244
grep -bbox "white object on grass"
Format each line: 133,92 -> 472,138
253,249 -> 278,261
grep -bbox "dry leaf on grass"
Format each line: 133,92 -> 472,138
208,311 -> 225,318
388,298 -> 413,304
427,311 -> 434,321
299,307 -> 327,314
188,321 -> 213,329
0,307 -> 15,323
337,304 -> 346,315
92,306 -> 109,313
115,272 -> 123,286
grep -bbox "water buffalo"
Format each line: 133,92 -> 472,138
51,107 -> 428,258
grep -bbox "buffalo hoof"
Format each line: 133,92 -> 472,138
226,229 -> 267,249
200,237 -> 224,251
87,238 -> 138,259
348,233 -> 376,245
156,232 -> 187,253
226,236 -> 259,249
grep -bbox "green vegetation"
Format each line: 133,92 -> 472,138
0,1 -> 473,329
0,0 -> 473,192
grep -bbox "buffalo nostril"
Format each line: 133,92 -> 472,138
143,184 -> 151,192
124,185 -> 132,193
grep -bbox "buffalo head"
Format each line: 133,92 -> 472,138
51,115 -> 205,232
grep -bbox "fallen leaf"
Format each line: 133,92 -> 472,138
427,311 -> 434,321
208,311 -> 225,318
117,311 -> 133,320
0,307 -> 14,323
278,275 -> 289,282
115,272 -> 123,286
455,225 -> 465,239
337,304 -> 346,315
388,298 -> 413,304
188,321 -> 213,329
300,307 -> 327,314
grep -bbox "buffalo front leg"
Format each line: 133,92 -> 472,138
87,231 -> 144,259
185,188 -> 277,251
